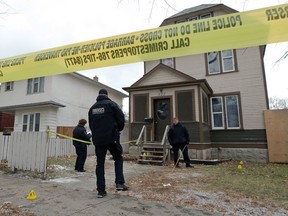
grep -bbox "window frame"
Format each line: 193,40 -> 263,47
5,82 -> 14,91
177,12 -> 213,23
225,95 -> 241,129
22,113 -> 40,132
206,50 -> 237,75
161,58 -> 175,68
27,77 -> 45,94
211,96 -> 225,129
210,94 -> 241,130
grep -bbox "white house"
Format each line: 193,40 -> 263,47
0,72 -> 127,134
123,4 -> 269,162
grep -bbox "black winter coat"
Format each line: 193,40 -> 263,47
88,95 -> 125,146
167,123 -> 190,146
73,124 -> 91,148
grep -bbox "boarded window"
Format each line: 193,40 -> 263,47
176,91 -> 194,121
134,94 -> 148,122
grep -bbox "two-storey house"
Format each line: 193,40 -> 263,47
0,73 -> 127,134
123,4 -> 269,162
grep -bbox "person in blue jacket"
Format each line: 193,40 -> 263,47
168,117 -> 192,168
73,119 -> 92,172
88,89 -> 128,198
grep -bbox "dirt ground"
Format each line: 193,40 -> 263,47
1,155 -> 288,216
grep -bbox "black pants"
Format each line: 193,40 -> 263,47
95,142 -> 125,193
172,143 -> 190,166
74,144 -> 87,171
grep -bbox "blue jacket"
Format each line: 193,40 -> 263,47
88,95 -> 125,146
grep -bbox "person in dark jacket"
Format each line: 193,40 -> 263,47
168,117 -> 192,168
88,89 -> 128,198
73,119 -> 92,172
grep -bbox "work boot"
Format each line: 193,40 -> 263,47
97,191 -> 107,198
116,184 -> 129,191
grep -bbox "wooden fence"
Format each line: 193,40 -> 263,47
0,125 -> 129,174
0,132 -> 77,173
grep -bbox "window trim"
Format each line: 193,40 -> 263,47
161,58 -> 175,68
5,82 -> 14,91
22,113 -> 40,132
210,93 -> 242,130
176,12 -> 213,24
225,95 -> 241,129
27,77 -> 45,94
206,50 -> 237,75
211,96 -> 225,129
200,13 -> 212,19
221,50 -> 235,72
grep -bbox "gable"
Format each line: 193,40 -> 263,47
130,64 -> 196,87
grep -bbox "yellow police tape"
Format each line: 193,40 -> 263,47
46,129 -> 137,145
0,4 -> 287,83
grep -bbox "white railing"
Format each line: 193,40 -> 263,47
160,125 -> 171,163
136,125 -> 146,159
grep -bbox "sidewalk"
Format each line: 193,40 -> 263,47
0,160 -> 220,216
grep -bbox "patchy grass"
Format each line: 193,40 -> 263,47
197,161 -> 288,207
125,160 -> 288,214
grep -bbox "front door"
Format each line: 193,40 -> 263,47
153,98 -> 171,141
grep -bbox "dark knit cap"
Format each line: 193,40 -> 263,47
99,89 -> 108,95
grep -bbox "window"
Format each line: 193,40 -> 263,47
211,97 -> 224,129
211,95 -> 241,129
225,95 -> 240,129
185,13 -> 212,22
134,94 -> 148,122
27,77 -> 45,94
207,50 -> 235,74
176,90 -> 195,121
161,58 -> 174,68
188,16 -> 198,21
22,113 -> 40,132
5,82 -> 14,91
222,50 -> 235,72
202,94 -> 209,124
207,52 -> 220,74
176,19 -> 186,23
200,13 -> 212,19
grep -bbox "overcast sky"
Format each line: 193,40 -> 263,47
1,0 -> 287,111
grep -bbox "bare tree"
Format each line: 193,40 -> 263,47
0,0 -> 14,26
269,97 -> 288,110
117,0 -> 179,22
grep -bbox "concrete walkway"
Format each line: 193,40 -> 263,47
0,160 -> 221,216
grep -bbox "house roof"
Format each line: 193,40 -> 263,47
128,63 -> 196,88
70,72 -> 128,98
123,64 -> 213,95
0,101 -> 66,112
160,4 -> 238,26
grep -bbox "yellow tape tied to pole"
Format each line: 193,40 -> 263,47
0,4 -> 287,83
